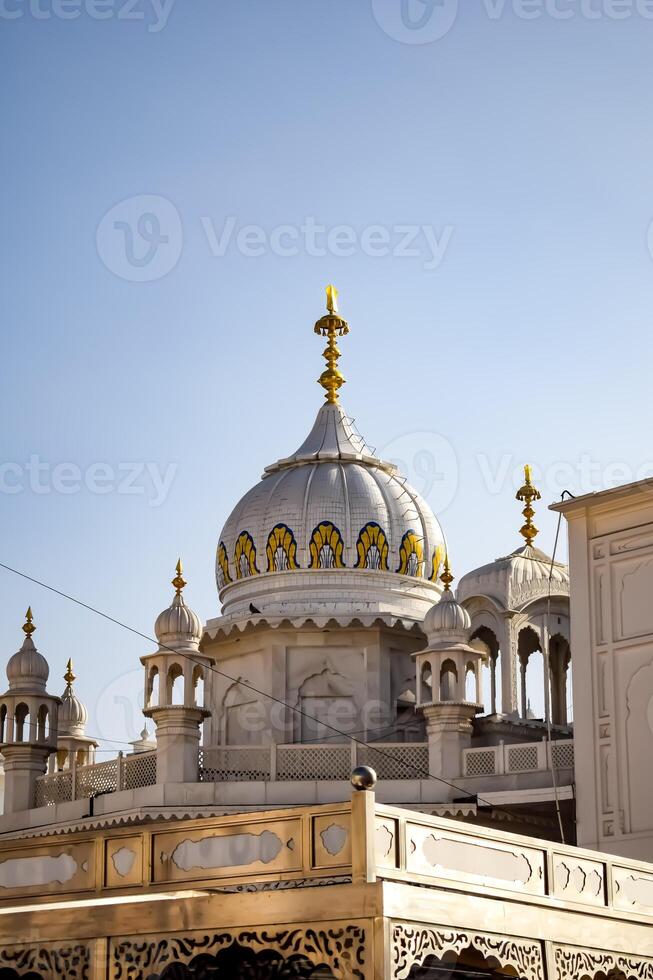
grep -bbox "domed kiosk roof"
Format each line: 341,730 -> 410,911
457,467 -> 569,612
214,288 -> 445,625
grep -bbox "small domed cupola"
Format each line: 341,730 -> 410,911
6,608 -> 49,693
141,562 -> 213,784
424,558 -> 471,648
56,660 -> 97,770
414,562 -> 485,789
59,660 -> 89,738
0,610 -> 61,814
154,560 -> 202,650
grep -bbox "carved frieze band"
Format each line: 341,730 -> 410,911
111,926 -> 365,979
0,943 -> 90,979
554,943 -> 653,979
391,924 -> 544,980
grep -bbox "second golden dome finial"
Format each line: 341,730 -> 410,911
516,464 -> 542,548
440,554 -> 454,592
314,284 -> 350,404
64,658 -> 76,686
22,607 -> 35,638
172,559 -> 187,596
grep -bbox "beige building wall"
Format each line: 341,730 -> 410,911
553,481 -> 653,861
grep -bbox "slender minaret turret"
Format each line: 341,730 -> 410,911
141,562 -> 212,783
56,660 -> 98,769
414,560 -> 485,796
0,610 -> 60,813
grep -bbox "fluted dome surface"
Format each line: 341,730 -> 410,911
155,593 -> 202,648
59,683 -> 88,737
7,636 -> 49,692
215,402 -> 445,621
424,590 -> 471,645
457,544 -> 569,612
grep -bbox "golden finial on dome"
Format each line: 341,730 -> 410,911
64,658 -> 75,686
314,284 -> 350,404
440,554 -> 454,592
172,558 -> 186,595
516,464 -> 542,548
22,607 -> 35,638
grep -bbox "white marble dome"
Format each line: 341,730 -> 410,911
216,402 -> 445,622
155,593 -> 202,650
424,589 -> 471,645
59,673 -> 88,737
7,635 -> 49,693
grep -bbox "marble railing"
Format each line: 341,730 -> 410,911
1,792 -> 652,926
200,742 -> 430,782
462,738 -> 574,777
33,743 -> 428,807
34,750 -> 157,807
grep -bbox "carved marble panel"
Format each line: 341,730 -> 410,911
153,818 -> 303,884
375,817 -> 398,869
0,943 -> 90,979
105,836 -> 143,889
611,554 -> 653,641
554,942 -> 653,980
313,813 -> 351,868
0,841 -> 95,899
111,925 -> 366,979
405,821 -> 545,896
624,657 -> 653,833
551,853 -> 606,907
613,864 -> 653,916
391,923 -> 544,980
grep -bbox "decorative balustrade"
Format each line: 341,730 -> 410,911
462,738 -> 574,777
199,742 -> 427,783
34,751 -> 157,808
33,738 -> 573,807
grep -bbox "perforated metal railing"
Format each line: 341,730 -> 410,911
463,739 -> 574,777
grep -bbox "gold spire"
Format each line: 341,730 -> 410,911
516,464 -> 542,548
64,658 -> 75,686
440,554 -> 454,592
314,284 -> 350,404
22,607 -> 35,638
172,558 -> 186,595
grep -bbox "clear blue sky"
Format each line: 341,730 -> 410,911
2,0 -> 652,749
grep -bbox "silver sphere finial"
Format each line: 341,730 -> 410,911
351,765 -> 377,791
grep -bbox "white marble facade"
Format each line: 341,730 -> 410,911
554,481 -> 653,861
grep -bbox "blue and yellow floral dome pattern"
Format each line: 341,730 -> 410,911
216,402 -> 446,604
